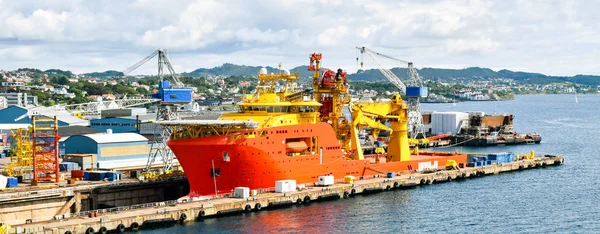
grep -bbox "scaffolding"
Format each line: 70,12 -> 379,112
31,116 -> 60,183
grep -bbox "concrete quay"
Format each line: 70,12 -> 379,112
6,155 -> 564,234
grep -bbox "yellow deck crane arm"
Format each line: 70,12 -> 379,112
348,95 -> 410,162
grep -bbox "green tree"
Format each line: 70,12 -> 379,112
50,75 -> 70,85
136,87 -> 150,95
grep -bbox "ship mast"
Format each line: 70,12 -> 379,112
308,53 -> 352,149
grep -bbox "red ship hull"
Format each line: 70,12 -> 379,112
168,123 -> 466,197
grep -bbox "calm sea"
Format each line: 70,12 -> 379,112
146,94 -> 600,233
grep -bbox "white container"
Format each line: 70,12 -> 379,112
275,180 -> 297,193
317,175 -> 334,186
0,175 -> 7,189
431,112 -> 469,135
234,187 -> 250,198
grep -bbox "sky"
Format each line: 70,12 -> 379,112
0,0 -> 599,76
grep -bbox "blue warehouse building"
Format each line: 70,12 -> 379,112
63,132 -> 151,170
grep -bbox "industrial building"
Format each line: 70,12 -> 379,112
0,106 -> 88,135
90,117 -> 142,134
90,108 -> 158,135
57,126 -> 103,156
63,132 -> 151,170
0,93 -> 38,107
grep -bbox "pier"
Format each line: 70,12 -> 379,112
5,155 -> 563,234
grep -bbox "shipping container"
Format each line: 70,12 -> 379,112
71,170 -> 85,179
104,172 -> 119,181
234,187 -> 250,198
88,171 -> 106,181
431,112 -> 469,135
0,175 -> 8,189
275,180 -> 297,193
6,177 -> 18,188
317,175 -> 335,186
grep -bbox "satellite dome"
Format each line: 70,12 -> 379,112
259,67 -> 268,75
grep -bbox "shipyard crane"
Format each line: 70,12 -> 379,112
121,49 -> 193,173
356,46 -> 428,139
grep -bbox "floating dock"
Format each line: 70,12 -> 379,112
4,155 -> 563,234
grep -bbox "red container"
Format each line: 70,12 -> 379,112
71,170 -> 85,179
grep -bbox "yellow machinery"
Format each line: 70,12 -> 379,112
445,160 -> 458,170
519,150 -> 535,160
3,128 -> 33,177
9,128 -> 32,166
349,94 -> 410,162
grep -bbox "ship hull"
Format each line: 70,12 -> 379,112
168,123 -> 466,197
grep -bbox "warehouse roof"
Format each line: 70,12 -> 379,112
58,126 -> 102,137
82,132 -> 148,144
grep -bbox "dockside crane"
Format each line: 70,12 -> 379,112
121,49 -> 193,173
356,47 -> 428,139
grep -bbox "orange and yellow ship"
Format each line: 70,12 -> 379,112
158,54 -> 466,197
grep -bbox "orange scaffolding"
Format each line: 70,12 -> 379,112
32,116 -> 60,183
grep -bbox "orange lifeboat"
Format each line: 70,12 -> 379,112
286,141 -> 308,153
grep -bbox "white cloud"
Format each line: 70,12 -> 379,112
0,0 -> 598,76
446,37 -> 500,54
0,46 -> 37,59
3,10 -> 69,40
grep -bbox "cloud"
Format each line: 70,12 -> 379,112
0,0 -> 598,76
446,37 -> 500,54
0,46 -> 36,60
3,10 -> 69,40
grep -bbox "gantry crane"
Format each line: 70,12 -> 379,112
356,46 -> 428,139
121,49 -> 192,173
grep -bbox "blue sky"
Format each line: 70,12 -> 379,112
1,0 -> 599,76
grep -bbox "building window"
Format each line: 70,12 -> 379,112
223,152 -> 230,162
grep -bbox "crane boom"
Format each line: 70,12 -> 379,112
121,49 -> 184,88
356,46 -> 427,139
122,50 -> 159,76
357,47 -> 406,93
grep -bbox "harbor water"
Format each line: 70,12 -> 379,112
146,94 -> 599,233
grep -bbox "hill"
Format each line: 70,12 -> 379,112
44,69 -> 73,77
84,70 -> 124,78
347,67 -> 600,86
182,63 -> 326,78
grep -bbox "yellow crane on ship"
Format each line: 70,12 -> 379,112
349,95 -> 410,162
308,53 -> 411,161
